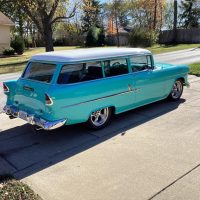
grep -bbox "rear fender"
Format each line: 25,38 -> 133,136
3,80 -> 18,104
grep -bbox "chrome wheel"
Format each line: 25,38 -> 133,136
90,108 -> 109,127
169,80 -> 183,101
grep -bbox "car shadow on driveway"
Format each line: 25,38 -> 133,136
0,98 -> 185,179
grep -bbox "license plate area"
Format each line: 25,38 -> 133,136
18,111 -> 28,121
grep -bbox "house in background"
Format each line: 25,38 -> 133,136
0,11 -> 14,53
106,18 -> 131,46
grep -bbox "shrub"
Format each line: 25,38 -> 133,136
86,26 -> 99,47
129,28 -> 158,47
2,48 -> 15,56
85,27 -> 106,47
24,38 -> 32,48
11,36 -> 25,55
105,35 -> 115,46
97,28 -> 105,46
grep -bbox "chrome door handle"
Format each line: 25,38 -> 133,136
134,88 -> 140,93
128,84 -> 133,91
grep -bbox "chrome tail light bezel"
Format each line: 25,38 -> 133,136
45,93 -> 53,106
3,83 -> 9,93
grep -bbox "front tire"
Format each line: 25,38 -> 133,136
87,107 -> 112,130
168,79 -> 184,101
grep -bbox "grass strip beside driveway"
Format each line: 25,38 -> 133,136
189,63 -> 200,76
147,43 -> 200,54
0,175 -> 42,200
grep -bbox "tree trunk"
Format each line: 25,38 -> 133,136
43,22 -> 54,52
153,0 -> 157,30
115,14 -> 120,47
18,9 -> 24,38
29,23 -> 36,48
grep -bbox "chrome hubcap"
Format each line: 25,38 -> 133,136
91,108 -> 109,127
171,81 -> 183,99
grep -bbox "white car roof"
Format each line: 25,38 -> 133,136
31,47 -> 151,63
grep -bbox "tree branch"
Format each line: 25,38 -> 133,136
21,3 -> 43,34
49,0 -> 60,21
51,2 -> 77,24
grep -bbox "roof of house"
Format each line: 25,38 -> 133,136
0,11 -> 14,26
31,48 -> 151,63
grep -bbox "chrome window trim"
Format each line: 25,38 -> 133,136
21,61 -> 57,84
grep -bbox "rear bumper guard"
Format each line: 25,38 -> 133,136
3,105 -> 66,130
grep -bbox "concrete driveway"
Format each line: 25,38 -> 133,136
0,75 -> 200,200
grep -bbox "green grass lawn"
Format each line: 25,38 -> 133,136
189,63 -> 200,76
0,46 -> 79,74
0,44 -> 200,75
147,43 -> 200,54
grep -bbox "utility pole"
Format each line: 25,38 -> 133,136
173,0 -> 178,43
153,0 -> 158,30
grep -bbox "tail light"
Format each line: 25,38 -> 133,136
45,93 -> 53,105
3,83 -> 9,93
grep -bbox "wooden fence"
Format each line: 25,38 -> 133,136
159,28 -> 200,44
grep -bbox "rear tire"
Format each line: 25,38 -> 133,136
168,79 -> 184,101
87,107 -> 112,130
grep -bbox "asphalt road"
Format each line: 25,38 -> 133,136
1,48 -> 200,111
0,75 -> 200,200
154,47 -> 200,65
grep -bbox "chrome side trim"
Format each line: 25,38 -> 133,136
62,90 -> 134,108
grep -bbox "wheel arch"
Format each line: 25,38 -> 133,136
177,77 -> 185,85
87,105 -> 116,119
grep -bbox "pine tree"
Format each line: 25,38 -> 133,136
180,0 -> 200,28
81,0 -> 101,33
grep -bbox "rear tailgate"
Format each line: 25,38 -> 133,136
13,79 -> 50,116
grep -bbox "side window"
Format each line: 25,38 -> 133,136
57,62 -> 103,84
104,58 -> 129,77
130,55 -> 152,72
147,55 -> 153,67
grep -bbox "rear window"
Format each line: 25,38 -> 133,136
22,62 -> 56,83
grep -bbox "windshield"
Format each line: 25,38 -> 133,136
22,62 -> 56,83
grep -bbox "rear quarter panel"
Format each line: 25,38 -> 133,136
47,74 -> 135,124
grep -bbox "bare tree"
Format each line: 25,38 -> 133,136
105,0 -> 128,47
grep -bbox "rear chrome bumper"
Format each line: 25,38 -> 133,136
3,105 -> 66,130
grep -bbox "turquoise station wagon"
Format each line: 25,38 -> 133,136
3,48 -> 189,130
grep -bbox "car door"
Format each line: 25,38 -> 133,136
130,55 -> 165,106
102,57 -> 136,113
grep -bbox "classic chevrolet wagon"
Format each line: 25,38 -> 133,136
3,48 -> 189,130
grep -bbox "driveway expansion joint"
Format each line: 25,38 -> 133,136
147,163 -> 200,200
